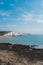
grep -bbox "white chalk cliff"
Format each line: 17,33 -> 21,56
3,32 -> 23,37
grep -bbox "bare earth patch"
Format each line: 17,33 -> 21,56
0,50 -> 43,65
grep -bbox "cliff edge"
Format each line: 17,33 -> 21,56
0,43 -> 43,65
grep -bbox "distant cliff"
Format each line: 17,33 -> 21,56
0,31 -> 11,36
0,31 -> 23,38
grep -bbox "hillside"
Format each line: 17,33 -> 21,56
0,43 -> 43,65
0,31 -> 11,36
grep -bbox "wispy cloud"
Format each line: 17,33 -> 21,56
10,4 -> 14,6
41,1 -> 43,6
21,13 -> 32,22
18,12 -> 43,23
7,24 -> 16,27
1,10 -> 43,24
0,11 -> 10,16
2,17 -> 16,21
0,24 -> 16,27
14,0 -> 19,3
0,2 -> 4,5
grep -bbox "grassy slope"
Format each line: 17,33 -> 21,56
0,43 -> 43,65
0,50 -> 43,65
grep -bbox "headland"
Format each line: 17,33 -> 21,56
0,43 -> 43,65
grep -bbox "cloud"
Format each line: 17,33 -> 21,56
0,11 -> 10,16
10,4 -> 14,6
2,17 -> 16,21
0,24 -> 16,27
14,0 -> 19,3
15,7 -> 27,14
17,12 -> 43,23
7,24 -> 16,27
0,2 -> 4,5
1,8 -> 43,24
21,13 -> 32,22
41,1 -> 43,6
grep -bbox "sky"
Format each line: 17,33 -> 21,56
0,0 -> 43,34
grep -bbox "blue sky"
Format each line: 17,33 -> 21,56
0,0 -> 43,34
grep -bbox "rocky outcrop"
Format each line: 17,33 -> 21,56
0,43 -> 12,50
0,43 -> 43,65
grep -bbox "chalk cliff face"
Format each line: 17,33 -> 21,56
0,43 -> 43,65
3,32 -> 13,37
0,31 -> 23,38
4,32 -> 23,36
0,31 -> 12,38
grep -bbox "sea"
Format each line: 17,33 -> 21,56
0,34 -> 43,48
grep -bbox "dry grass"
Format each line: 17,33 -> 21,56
0,50 -> 43,65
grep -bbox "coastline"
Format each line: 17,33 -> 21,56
0,36 -> 11,38
0,43 -> 43,65
0,31 -> 23,38
0,31 -> 43,65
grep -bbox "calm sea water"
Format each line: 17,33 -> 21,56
0,34 -> 43,47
